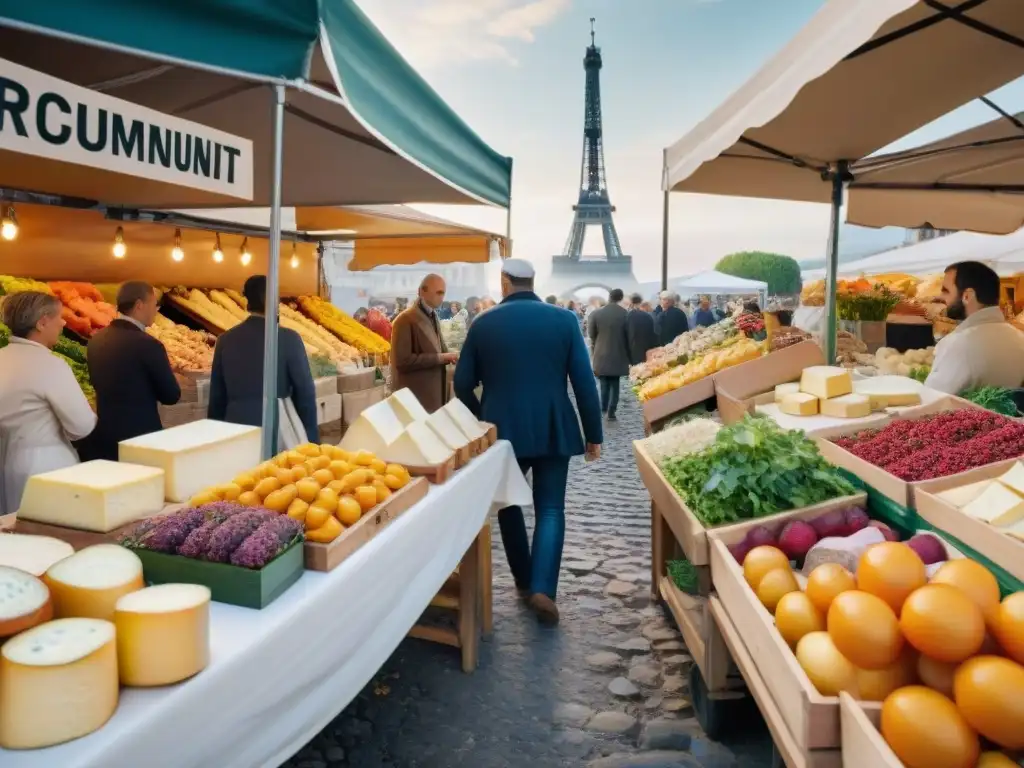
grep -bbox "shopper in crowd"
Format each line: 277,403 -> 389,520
437,301 -> 452,322
208,275 -> 318,445
926,261 -> 1024,394
545,295 -> 558,305
390,273 -> 456,413
85,281 -> 181,461
656,290 -> 689,345
693,297 -> 717,328
588,288 -> 630,421
626,292 -> 658,366
0,291 -> 97,515
454,259 -> 602,626
742,300 -> 761,314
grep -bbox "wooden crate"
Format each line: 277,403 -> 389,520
304,477 -> 428,571
316,394 -> 342,425
314,377 -> 339,398
641,376 -> 716,431
0,513 -> 15,531
337,369 -> 375,393
406,454 -> 458,484
12,518 -> 144,550
838,693 -> 895,768
660,576 -> 740,696
482,423 -> 498,447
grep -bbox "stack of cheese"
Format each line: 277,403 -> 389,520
936,462 -> 1024,542
774,367 -> 922,419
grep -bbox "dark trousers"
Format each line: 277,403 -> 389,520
498,456 -> 571,600
598,376 -> 621,416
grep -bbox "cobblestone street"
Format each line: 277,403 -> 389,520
283,392 -> 774,768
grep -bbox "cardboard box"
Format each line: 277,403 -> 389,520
714,340 -> 825,425
314,377 -> 338,398
336,368 -> 375,393
342,385 -> 386,425
316,394 -> 342,425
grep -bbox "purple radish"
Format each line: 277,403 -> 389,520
743,525 -> 777,549
777,520 -> 818,561
810,509 -> 847,539
906,533 -> 946,565
844,507 -> 869,536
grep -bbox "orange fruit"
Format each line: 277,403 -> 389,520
995,592 -> 1024,665
286,498 -> 309,522
857,542 -> 926,614
756,568 -> 799,613
237,491 -> 261,507
311,469 -> 335,487
305,504 -> 332,530
931,560 -> 1001,632
901,584 -> 985,663
354,485 -> 378,512
954,656 -> 1024,749
881,686 -> 979,768
253,476 -> 282,500
315,488 -> 339,513
305,515 -> 342,543
774,591 -> 824,648
806,563 -> 856,615
336,496 -> 362,526
743,546 -> 790,591
828,590 -> 904,670
295,478 -> 321,504
263,485 -> 298,513
918,654 -> 957,697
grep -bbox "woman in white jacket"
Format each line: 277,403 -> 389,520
0,291 -> 97,515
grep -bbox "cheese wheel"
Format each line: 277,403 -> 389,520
44,544 -> 144,621
0,566 -> 52,638
115,583 -> 211,686
0,533 -> 74,576
0,618 -> 119,749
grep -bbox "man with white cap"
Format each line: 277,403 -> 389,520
656,290 -> 689,346
454,258 -> 603,626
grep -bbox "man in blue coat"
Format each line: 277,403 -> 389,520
454,259 -> 603,625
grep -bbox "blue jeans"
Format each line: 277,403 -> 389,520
498,456 -> 570,600
599,376 -> 620,416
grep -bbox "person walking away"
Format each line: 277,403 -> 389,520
926,261 -> 1024,394
656,291 -> 689,345
390,274 -> 457,413
208,275 -> 318,445
0,291 -> 96,515
693,297 -> 717,328
85,282 -> 181,460
454,259 -> 603,626
588,288 -> 630,421
626,293 -> 658,365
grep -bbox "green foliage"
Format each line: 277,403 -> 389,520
959,386 -> 1020,417
716,251 -> 802,295
308,353 -> 339,379
667,559 -> 700,595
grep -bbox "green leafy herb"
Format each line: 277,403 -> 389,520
53,334 -> 87,364
908,365 -> 930,383
308,353 -> 339,379
959,386 -> 1020,417
664,402 -> 709,429
837,290 -> 900,322
667,559 -> 700,595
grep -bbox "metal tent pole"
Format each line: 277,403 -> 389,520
505,159 -> 513,255
260,83 -> 287,460
822,160 -> 850,365
661,150 -> 670,292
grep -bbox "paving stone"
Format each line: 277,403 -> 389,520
663,698 -> 693,713
662,654 -> 693,668
587,751 -> 703,768
605,580 -> 637,598
644,694 -> 664,710
584,711 -> 638,736
586,651 -> 623,670
324,746 -> 346,763
614,572 -> 648,583
606,613 -> 642,628
628,662 -> 660,687
616,637 -> 652,654
608,676 -> 642,698
662,675 -> 686,694
642,626 -> 679,643
639,719 -> 695,751
565,560 -> 600,575
653,640 -> 686,652
554,702 -> 596,727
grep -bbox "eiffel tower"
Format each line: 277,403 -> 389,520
548,19 -> 639,299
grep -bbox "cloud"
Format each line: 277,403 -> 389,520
487,0 -> 571,42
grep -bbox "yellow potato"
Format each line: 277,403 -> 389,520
352,450 -> 375,467
305,504 -> 333,530
286,498 -> 309,523
382,473 -> 406,491
329,460 -> 352,479
295,478 -> 321,504
253,476 -> 282,500
218,483 -> 243,501
263,485 -> 298,513
385,464 -> 410,483
296,443 -> 321,457
354,485 -> 378,512
311,468 -> 335,487
189,490 -> 219,507
305,515 -> 342,543
371,479 -> 391,504
237,491 -> 261,507
369,458 -> 387,476
309,455 -> 332,472
290,464 -> 309,481
336,496 -> 362,526
232,473 -> 258,492
314,488 -> 339,513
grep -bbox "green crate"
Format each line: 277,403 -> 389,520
132,540 -> 304,609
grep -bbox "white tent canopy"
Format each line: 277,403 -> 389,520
672,270 -> 768,295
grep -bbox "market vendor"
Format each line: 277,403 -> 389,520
390,274 -> 457,413
925,261 -> 1024,394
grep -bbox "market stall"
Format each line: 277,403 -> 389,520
672,270 -> 768,307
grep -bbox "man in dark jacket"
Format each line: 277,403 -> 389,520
693,297 -> 717,328
656,291 -> 689,345
588,288 -> 631,421
626,293 -> 658,366
85,282 -> 181,460
208,276 -> 318,444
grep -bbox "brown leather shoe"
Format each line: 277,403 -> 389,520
528,593 -> 560,626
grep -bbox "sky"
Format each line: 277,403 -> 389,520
354,0 -> 1024,286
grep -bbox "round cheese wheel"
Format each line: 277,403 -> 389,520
0,566 -> 52,638
0,533 -> 73,576
44,544 -> 144,621
115,583 -> 211,686
0,618 -> 119,749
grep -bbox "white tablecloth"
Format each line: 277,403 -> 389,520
3,442 -> 531,768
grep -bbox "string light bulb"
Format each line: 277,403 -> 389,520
112,226 -> 126,258
171,229 -> 184,262
240,238 -> 252,267
212,233 -> 224,263
0,205 -> 18,241
289,242 -> 299,269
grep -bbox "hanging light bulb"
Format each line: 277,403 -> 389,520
240,237 -> 252,267
0,205 -> 18,241
112,226 -> 127,258
212,233 -> 224,263
289,242 -> 299,269
171,228 -> 184,262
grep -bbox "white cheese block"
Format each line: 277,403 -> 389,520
938,480 -> 993,509
0,566 -> 52,638
1005,518 -> 1024,542
0,617 -> 119,749
998,462 -> 1024,496
44,544 -> 144,621
819,393 -> 872,419
119,420 -> 261,503
338,399 -> 406,454
425,409 -> 472,452
962,482 -> 1024,527
381,421 -> 454,467
17,460 -> 166,532
774,382 -> 801,403
853,377 -> 923,409
115,584 -> 211,686
800,366 -> 853,400
443,398 -> 488,440
0,533 -> 73,576
388,388 -> 430,426
779,392 -> 819,416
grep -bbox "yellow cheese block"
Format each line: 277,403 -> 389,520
381,421 -> 454,466
774,382 -> 801,402
800,366 -> 853,400
962,482 -> 1024,527
425,409 -> 472,452
998,462 -> 1024,496
779,392 -> 819,416
339,399 -> 406,455
388,388 -> 430,426
0,618 -> 119,749
443,398 -> 487,440
0,533 -> 73,577
115,584 -> 211,687
44,544 -> 144,621
820,393 -> 872,419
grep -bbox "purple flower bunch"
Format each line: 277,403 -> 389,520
230,516 -> 303,569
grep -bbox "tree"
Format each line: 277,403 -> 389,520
715,251 -> 802,295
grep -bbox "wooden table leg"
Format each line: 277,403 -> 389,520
651,500 -> 665,600
478,524 -> 493,639
458,533 -> 481,673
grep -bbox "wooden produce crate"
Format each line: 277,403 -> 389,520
406,454 -> 458,484
337,368 -> 375,393
715,340 -> 825,425
12,518 -> 144,550
838,692 -> 895,768
315,394 -> 342,425
313,376 -> 339,398
304,477 -> 428,571
641,376 -> 716,433
0,513 -> 15,531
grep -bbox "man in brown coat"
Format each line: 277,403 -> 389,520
390,274 -> 457,412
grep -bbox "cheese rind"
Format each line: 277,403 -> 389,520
0,533 -> 73,576
425,409 -> 472,451
17,460 -> 165,532
44,544 -> 144,621
774,383 -> 801,403
962,482 -> 1024,527
339,399 -> 406,454
381,422 -> 454,466
115,584 -> 211,686
119,420 -> 261,503
442,398 -> 487,440
388,388 -> 430,426
819,393 -> 872,419
800,366 -> 853,400
0,618 -> 119,749
998,463 -> 1024,496
780,392 -> 819,416
0,566 -> 52,638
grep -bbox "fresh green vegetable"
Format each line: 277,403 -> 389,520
308,353 -> 339,379
661,415 -> 857,527
836,290 -> 900,322
958,386 -> 1020,417
664,402 -> 709,429
908,365 -> 930,383
667,559 -> 700,595
53,334 -> 87,364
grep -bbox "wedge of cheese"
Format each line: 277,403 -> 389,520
0,618 -> 119,749
44,544 -> 144,621
0,533 -> 73,576
820,393 -> 872,419
853,377 -> 923,410
780,392 -> 819,416
443,398 -> 488,441
388,388 -> 430,426
426,409 -> 472,452
339,399 -> 406,454
774,383 -> 801,403
0,566 -> 52,638
998,462 -> 1024,496
17,460 -> 165,532
119,420 -> 261,503
938,480 -> 992,509
800,367 -> 852,400
962,481 -> 1024,527
115,584 -> 211,687
381,421 -> 454,467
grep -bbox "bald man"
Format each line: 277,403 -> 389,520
390,273 -> 457,412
